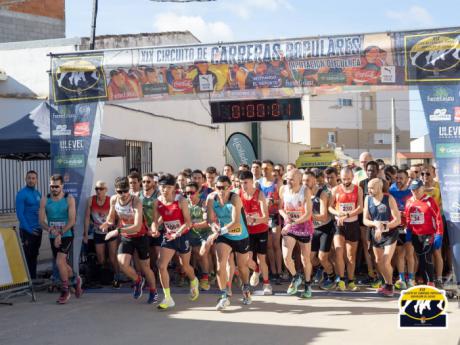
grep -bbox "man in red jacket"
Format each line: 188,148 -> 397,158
405,179 -> 443,286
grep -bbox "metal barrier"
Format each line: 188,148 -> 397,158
0,159 -> 50,214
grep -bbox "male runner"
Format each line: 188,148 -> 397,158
100,177 -> 157,304
251,160 -> 262,181
279,169 -> 314,298
223,164 -> 234,179
16,170 -> 42,280
139,172 -> 160,297
239,170 -> 272,295
205,166 -> 218,189
259,159 -> 283,285
329,167 -> 363,291
405,179 -> 443,286
304,171 -> 336,290
389,170 -> 415,289
186,181 -> 213,291
39,174 -> 82,304
206,176 -> 251,310
151,174 -> 199,310
363,178 -> 401,297
128,172 -> 141,196
192,169 -> 213,202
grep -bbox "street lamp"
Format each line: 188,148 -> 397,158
90,0 -> 217,50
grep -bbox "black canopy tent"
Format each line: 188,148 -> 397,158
0,102 -> 125,160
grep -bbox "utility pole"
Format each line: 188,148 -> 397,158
391,97 -> 396,165
89,0 -> 98,50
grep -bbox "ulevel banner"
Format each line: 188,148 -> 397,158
419,83 -> 460,281
226,132 -> 257,167
50,101 -> 104,273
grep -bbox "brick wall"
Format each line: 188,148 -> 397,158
0,0 -> 64,20
0,0 -> 65,43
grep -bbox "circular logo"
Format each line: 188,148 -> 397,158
54,59 -> 101,93
399,285 -> 448,322
409,35 -> 460,72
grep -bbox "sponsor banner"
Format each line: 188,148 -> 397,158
419,83 -> 460,283
50,102 -> 103,273
99,32 -> 403,101
226,132 -> 257,167
404,30 -> 460,82
51,54 -> 108,104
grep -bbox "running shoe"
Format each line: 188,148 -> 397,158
199,279 -> 210,291
377,285 -> 394,297
321,278 -> 336,290
157,297 -> 175,310
407,279 -> 416,288
347,281 -> 359,292
371,278 -> 383,289
427,281 -> 435,287
300,285 -> 312,299
395,280 -> 407,290
57,289 -> 70,304
275,274 -> 282,286
189,278 -> 200,301
242,288 -> 252,305
336,280 -> 346,292
287,275 -> 302,295
209,273 -> 217,285
216,296 -> 230,311
250,271 -> 260,287
112,279 -> 121,289
434,279 -> 444,290
313,268 -> 324,285
133,277 -> 145,299
263,283 -> 273,295
74,276 -> 83,298
147,291 -> 159,304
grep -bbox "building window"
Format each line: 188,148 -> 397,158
338,98 -> 353,107
374,133 -> 391,145
327,131 -> 337,144
125,140 -> 152,175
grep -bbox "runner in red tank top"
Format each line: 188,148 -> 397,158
83,180 -> 120,288
329,167 -> 364,292
239,170 -> 272,295
152,173 -> 199,310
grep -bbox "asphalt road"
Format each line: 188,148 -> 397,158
1,287 -> 458,345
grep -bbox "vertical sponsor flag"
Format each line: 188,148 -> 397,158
419,84 -> 460,282
50,55 -> 107,273
226,132 -> 257,167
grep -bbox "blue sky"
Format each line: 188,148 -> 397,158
65,0 -> 460,138
66,0 -> 460,43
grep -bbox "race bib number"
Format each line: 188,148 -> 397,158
339,203 -> 354,213
49,221 -> 66,229
228,226 -> 242,236
287,210 -> 302,221
410,211 -> 424,225
164,220 -> 181,233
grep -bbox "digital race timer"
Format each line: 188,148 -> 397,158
210,98 -> 302,123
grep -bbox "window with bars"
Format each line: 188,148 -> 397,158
124,140 -> 152,175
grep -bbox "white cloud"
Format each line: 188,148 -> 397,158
386,5 -> 434,27
153,12 -> 234,43
221,0 -> 292,19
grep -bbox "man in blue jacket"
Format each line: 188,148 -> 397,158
16,170 -> 42,279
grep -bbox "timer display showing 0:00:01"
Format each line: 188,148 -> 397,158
224,102 -> 293,120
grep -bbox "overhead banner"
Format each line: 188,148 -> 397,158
419,83 -> 460,282
226,132 -> 257,167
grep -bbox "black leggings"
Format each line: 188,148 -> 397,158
412,234 -> 434,283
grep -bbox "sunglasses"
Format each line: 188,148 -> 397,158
95,187 -> 105,191
421,172 -> 431,176
142,180 -> 152,184
216,185 -> 228,191
185,191 -> 196,195
116,189 -> 129,194
50,185 -> 61,189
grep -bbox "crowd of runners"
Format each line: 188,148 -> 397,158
16,151 -> 453,310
